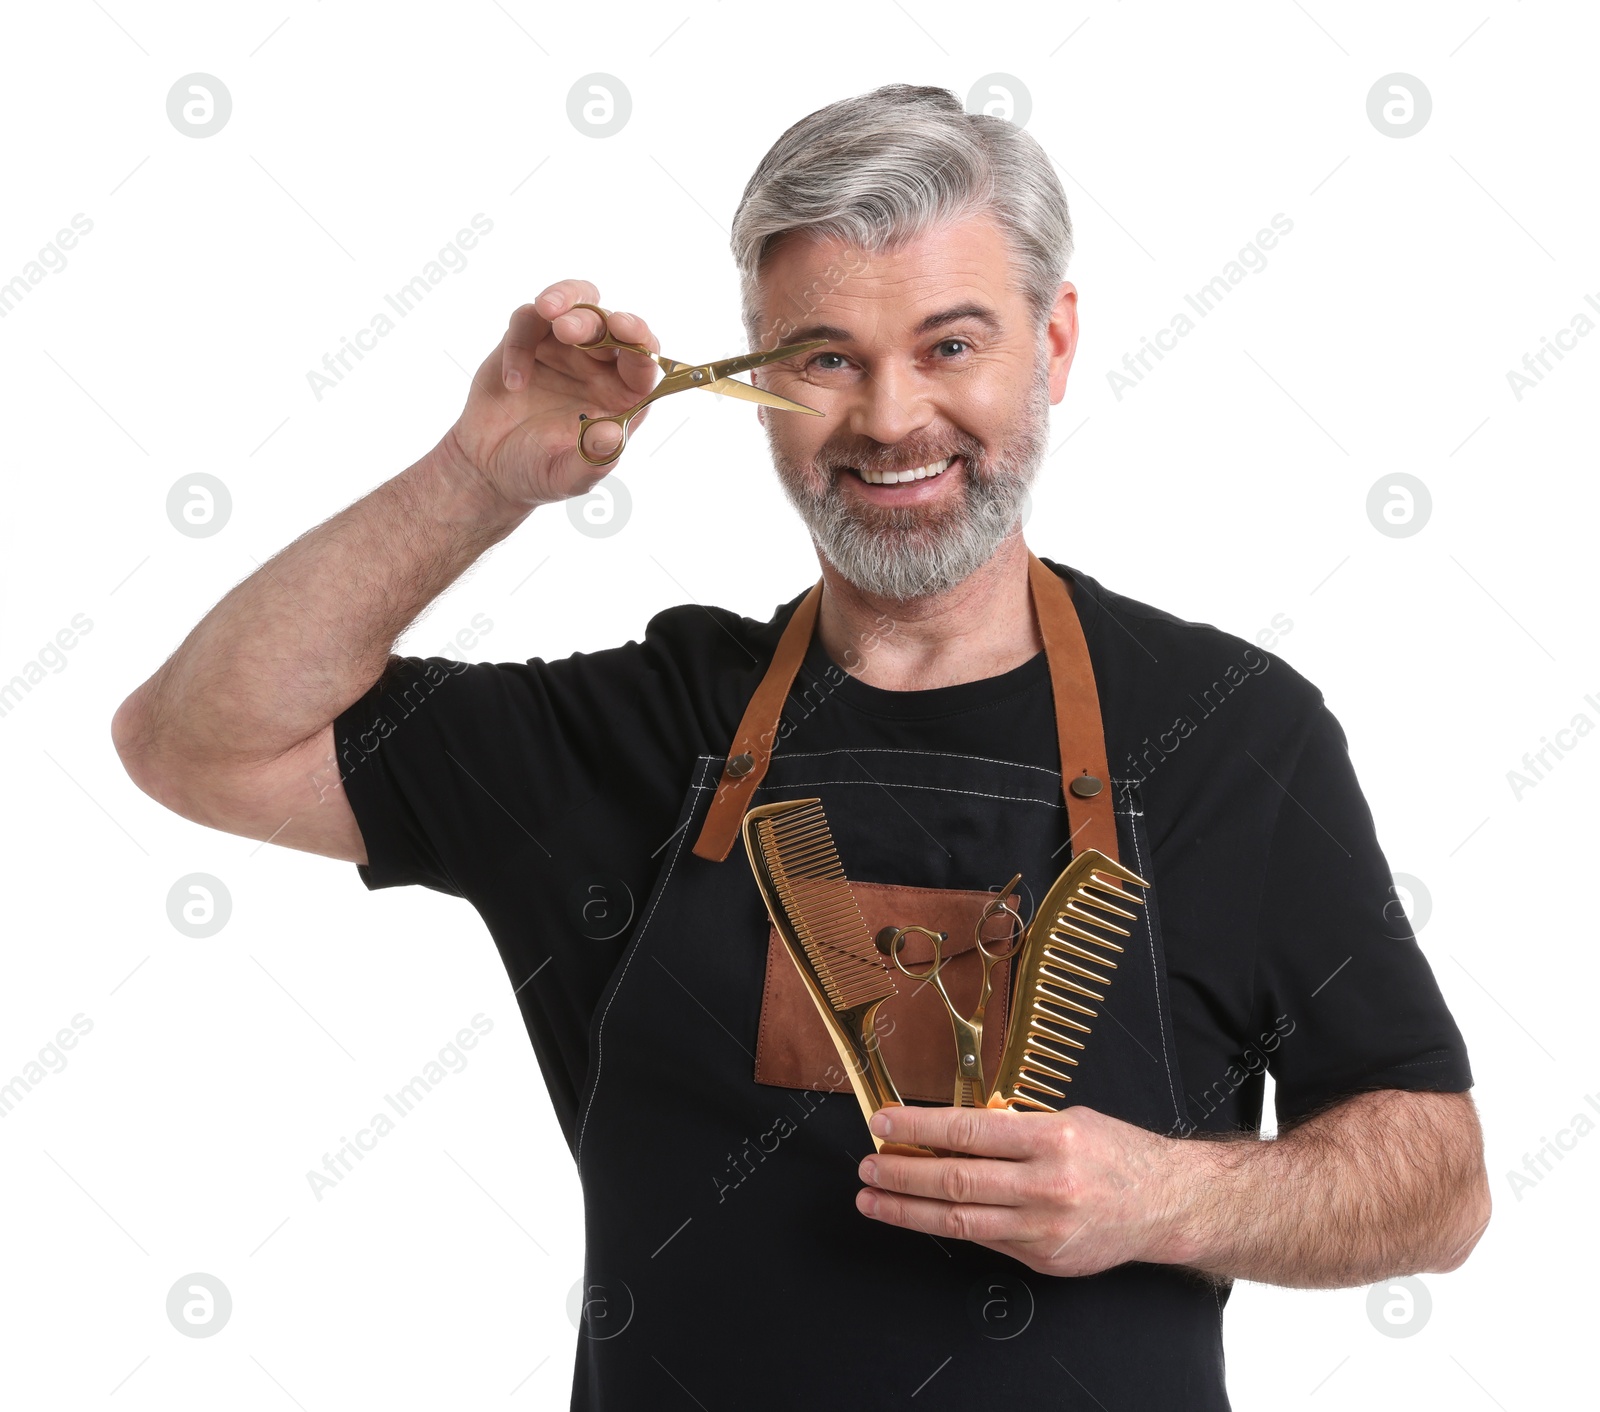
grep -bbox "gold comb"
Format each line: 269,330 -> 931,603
742,798 -> 934,1156
986,848 -> 1151,1113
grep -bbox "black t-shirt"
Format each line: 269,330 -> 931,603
334,559 -> 1472,1148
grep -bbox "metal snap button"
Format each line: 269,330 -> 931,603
725,752 -> 755,779
1069,774 -> 1103,798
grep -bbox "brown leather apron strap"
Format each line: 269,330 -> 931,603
691,581 -> 824,861
690,554 -> 1119,864
1027,552 -> 1119,860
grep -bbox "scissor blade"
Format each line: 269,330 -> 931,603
708,338 -> 828,382
703,376 -> 821,415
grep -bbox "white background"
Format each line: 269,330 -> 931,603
1,1 -> 1594,1407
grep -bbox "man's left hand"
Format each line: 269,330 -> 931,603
857,1102 -> 1188,1277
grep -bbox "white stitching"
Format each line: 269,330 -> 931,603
769,746 -> 1065,777
1126,804 -> 1182,1129
694,778 -> 1124,813
575,755 -> 715,1170
749,779 -> 1064,807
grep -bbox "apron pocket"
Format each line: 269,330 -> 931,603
754,880 -> 1017,1104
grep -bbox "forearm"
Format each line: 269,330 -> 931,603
1158,1089 -> 1490,1289
114,428 -> 526,779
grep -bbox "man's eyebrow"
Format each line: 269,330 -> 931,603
782,304 -> 1003,346
914,303 -> 1001,335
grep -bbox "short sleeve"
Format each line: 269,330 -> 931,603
334,656 -> 515,896
1251,702 -> 1473,1124
330,635 -> 703,907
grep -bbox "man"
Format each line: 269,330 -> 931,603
113,84 -> 1487,1408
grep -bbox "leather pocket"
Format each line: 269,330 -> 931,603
754,881 -> 1017,1104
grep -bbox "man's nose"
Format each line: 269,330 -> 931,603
842,362 -> 933,446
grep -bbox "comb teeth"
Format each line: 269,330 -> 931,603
992,852 -> 1150,1113
753,803 -> 895,1011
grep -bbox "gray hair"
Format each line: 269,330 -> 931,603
731,83 -> 1073,350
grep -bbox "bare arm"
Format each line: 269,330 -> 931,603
111,281 -> 661,861
1164,1088 -> 1490,1286
852,1088 -> 1490,1289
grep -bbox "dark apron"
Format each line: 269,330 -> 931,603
567,558 -> 1226,1409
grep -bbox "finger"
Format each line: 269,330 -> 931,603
545,438 -> 618,501
860,1151 -> 1025,1206
501,302 -> 550,392
551,306 -> 609,347
532,280 -> 608,349
605,310 -> 662,395
532,278 -> 600,322
856,1186 -> 1022,1244
606,309 -> 659,354
869,1103 -> 1046,1160
579,421 -> 624,462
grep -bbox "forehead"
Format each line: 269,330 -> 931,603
756,215 -> 1020,336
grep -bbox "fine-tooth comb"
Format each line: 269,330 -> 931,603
986,848 -> 1151,1113
742,798 -> 934,1156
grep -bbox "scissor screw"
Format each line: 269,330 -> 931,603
962,1054 -> 976,1067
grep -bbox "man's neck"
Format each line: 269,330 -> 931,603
814,536 -> 1044,691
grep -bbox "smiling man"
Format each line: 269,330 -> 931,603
112,84 -> 1487,1409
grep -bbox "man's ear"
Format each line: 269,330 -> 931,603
1045,281 -> 1079,404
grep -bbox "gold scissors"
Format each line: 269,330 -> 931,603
874,875 -> 1026,1108
565,303 -> 828,466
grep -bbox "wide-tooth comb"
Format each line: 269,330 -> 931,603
742,798 -> 932,1156
987,848 -> 1151,1113
755,802 -> 894,1011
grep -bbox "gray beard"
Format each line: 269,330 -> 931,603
765,357 -> 1051,602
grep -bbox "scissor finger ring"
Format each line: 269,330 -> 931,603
874,925 -> 946,980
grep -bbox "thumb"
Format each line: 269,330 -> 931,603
545,437 -> 619,503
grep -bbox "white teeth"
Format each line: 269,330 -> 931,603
857,456 -> 953,485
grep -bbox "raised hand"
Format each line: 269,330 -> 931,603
448,280 -> 662,513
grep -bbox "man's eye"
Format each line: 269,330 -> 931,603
809,351 -> 849,372
935,338 -> 969,357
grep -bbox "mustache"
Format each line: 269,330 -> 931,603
818,431 -> 986,475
